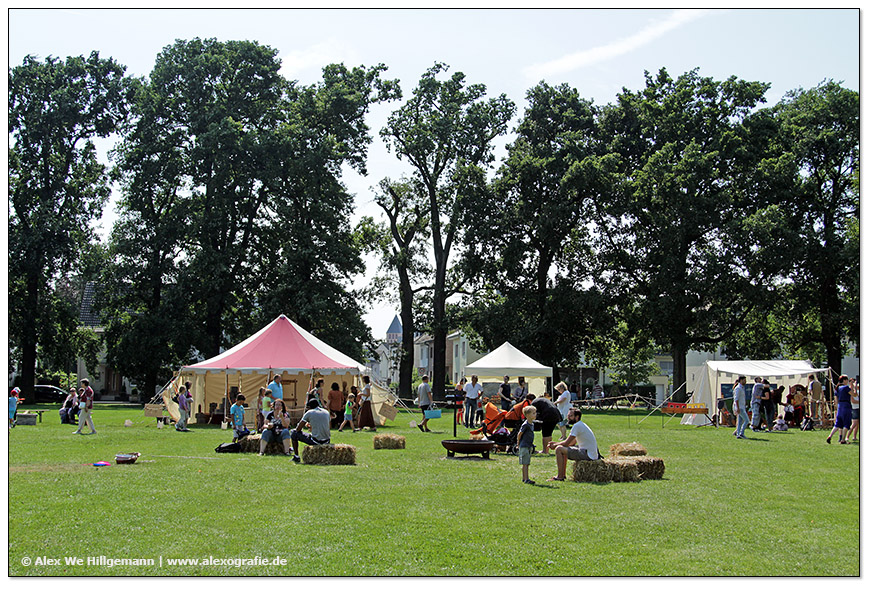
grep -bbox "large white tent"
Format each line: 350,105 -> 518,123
464,342 -> 553,397
682,359 -> 831,425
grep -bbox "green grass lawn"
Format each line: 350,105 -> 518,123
8,403 -> 859,576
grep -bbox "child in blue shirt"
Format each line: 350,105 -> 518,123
517,405 -> 537,485
228,394 -> 250,442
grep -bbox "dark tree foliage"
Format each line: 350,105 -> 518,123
381,63 -> 515,389
9,52 -> 131,402
575,68 -> 783,394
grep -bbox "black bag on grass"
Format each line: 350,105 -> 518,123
215,442 -> 242,453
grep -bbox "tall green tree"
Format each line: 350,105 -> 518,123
361,177 -> 432,399
115,38 -> 399,362
99,74 -> 195,397
381,63 -> 515,389
9,52 -> 131,402
459,81 -> 604,370
577,68 -> 780,394
769,81 -> 859,378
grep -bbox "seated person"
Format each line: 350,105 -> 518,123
548,408 -> 600,481
289,398 -> 331,463
227,393 -> 250,442
259,399 -> 291,456
59,388 -> 80,425
772,414 -> 789,432
531,394 -> 563,454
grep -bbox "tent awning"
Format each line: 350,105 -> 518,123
464,342 -> 552,377
703,360 -> 830,379
181,315 -> 368,375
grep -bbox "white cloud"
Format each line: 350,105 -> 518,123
278,38 -> 360,81
522,9 -> 715,81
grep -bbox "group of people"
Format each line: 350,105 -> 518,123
731,373 -> 860,442
221,375 -> 378,461
8,379 -> 96,433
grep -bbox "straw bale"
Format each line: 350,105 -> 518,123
373,433 -> 406,450
609,442 -> 648,457
239,434 -> 285,455
608,458 -> 641,482
302,444 -> 357,465
571,459 -> 614,483
615,455 -> 665,480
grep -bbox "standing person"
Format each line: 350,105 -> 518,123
517,405 -> 537,485
175,385 -> 192,432
463,375 -> 483,429
827,375 -> 855,444
808,373 -> 824,419
512,377 -> 528,403
357,376 -> 376,430
750,377 -> 763,432
308,378 -> 325,408
259,398 -> 292,456
554,381 -> 572,440
848,379 -> 860,442
499,375 -> 513,411
9,387 -> 21,429
259,387 -> 272,428
266,375 -> 284,403
761,378 -> 774,431
338,393 -> 359,432
290,398 -> 332,463
227,393 -> 250,442
416,375 -> 434,432
548,408 -> 600,481
327,382 -> 346,429
74,379 -> 96,435
455,377 -> 466,424
733,375 -> 750,439
531,394 -> 563,454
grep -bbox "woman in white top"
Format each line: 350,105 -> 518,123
554,381 -> 572,439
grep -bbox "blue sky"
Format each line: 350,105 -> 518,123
7,7 -> 864,339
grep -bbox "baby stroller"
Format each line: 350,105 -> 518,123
470,402 -> 518,454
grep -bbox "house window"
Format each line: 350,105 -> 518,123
454,345 -> 459,358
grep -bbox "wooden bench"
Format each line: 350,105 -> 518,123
660,402 -> 711,427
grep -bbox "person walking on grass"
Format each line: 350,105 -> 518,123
733,375 -> 750,439
827,375 -> 856,445
416,375 -> 433,432
74,379 -> 97,435
338,393 -> 359,432
548,408 -> 599,481
175,384 -> 192,431
9,387 -> 21,429
517,405 -> 537,485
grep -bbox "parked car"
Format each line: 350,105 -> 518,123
33,385 -> 68,402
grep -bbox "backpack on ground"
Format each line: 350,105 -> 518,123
215,442 -> 242,453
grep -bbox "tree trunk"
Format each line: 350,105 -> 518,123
671,341 -> 689,402
19,269 -> 40,404
397,275 -> 416,401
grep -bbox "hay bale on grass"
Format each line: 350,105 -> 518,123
609,442 -> 648,457
615,455 -> 665,480
572,459 -> 614,483
608,458 -> 641,482
302,444 -> 356,465
239,434 -> 285,455
373,434 -> 405,449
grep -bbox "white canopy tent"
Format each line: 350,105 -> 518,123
464,342 -> 553,397
682,359 -> 831,425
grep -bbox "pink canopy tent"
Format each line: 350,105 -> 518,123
161,315 -> 372,423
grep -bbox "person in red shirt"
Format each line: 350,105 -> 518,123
74,378 -> 97,435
